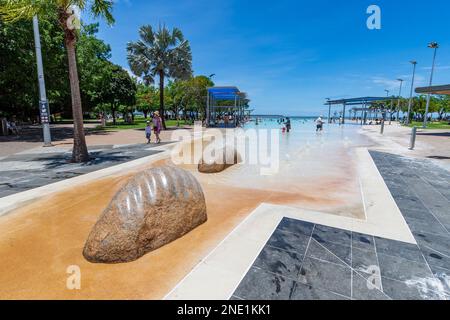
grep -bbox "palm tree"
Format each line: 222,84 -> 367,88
127,24 -> 192,129
0,1 -> 114,162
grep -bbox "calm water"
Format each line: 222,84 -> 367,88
193,118 -> 373,195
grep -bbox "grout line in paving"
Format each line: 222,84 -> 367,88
296,225 -> 315,280
312,236 -> 389,299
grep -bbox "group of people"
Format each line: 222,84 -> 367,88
278,116 -> 325,133
1,119 -> 19,136
215,114 -> 234,127
144,111 -> 163,144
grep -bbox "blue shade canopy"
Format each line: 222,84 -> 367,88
325,97 -> 398,105
208,86 -> 241,100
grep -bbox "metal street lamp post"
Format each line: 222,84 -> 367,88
33,15 -> 52,146
326,98 -> 331,123
406,61 -> 417,125
423,42 -> 439,128
396,78 -> 404,122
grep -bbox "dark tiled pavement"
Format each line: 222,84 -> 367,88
232,218 -> 448,300
232,151 -> 450,300
0,143 -> 166,198
370,151 -> 450,293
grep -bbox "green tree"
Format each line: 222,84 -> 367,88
184,75 -> 214,120
99,63 -> 136,125
77,22 -> 112,114
0,12 -> 115,121
135,83 -> 158,118
165,79 -> 188,124
0,10 -> 69,120
127,24 -> 193,130
1,0 -> 115,162
436,95 -> 450,120
412,96 -> 427,120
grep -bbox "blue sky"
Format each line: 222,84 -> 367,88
85,0 -> 450,116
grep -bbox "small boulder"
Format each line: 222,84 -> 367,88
198,146 -> 241,173
83,166 -> 207,263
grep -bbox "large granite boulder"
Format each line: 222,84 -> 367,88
198,146 -> 241,173
83,166 -> 207,263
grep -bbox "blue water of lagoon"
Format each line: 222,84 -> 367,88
190,119 -> 375,217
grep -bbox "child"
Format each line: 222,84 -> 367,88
145,121 -> 152,144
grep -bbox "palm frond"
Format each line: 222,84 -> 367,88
127,24 -> 192,82
139,25 -> 154,45
89,0 -> 114,25
0,0 -> 49,21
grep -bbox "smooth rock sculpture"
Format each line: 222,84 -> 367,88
83,166 -> 207,263
198,146 -> 241,173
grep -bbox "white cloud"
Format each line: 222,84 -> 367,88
421,65 -> 450,71
370,77 -> 403,91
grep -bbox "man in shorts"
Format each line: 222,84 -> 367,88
315,116 -> 324,132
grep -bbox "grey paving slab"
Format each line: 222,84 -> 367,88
377,253 -> 433,282
290,283 -> 349,300
400,207 -> 435,221
414,238 -> 450,271
253,245 -> 303,280
387,185 -> 415,197
393,194 -> 430,213
407,216 -> 449,238
352,232 -> 376,251
419,250 -> 450,273
311,224 -> 351,247
414,233 -> 450,258
233,267 -> 297,300
431,266 -> 450,294
305,239 -> 351,267
233,216 -> 448,300
0,144 -> 163,198
427,181 -> 450,202
277,217 -> 314,237
407,186 -> 450,218
374,236 -> 425,263
352,247 -> 379,276
381,277 -> 448,300
352,271 -> 388,300
298,257 -> 352,297
266,229 -> 310,255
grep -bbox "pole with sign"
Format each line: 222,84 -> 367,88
33,15 -> 52,146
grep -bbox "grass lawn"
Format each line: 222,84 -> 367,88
404,121 -> 450,130
95,118 -> 192,131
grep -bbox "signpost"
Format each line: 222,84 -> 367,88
33,15 -> 52,146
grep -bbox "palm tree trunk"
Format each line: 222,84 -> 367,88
159,71 -> 167,129
65,37 -> 90,163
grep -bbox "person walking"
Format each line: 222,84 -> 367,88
152,111 -> 162,144
285,117 -> 291,132
315,116 -> 324,132
145,121 -> 152,144
224,114 -> 229,128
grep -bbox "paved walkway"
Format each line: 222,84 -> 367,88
370,150 -> 450,293
0,123 -> 191,157
0,143 -> 168,198
230,151 -> 450,300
